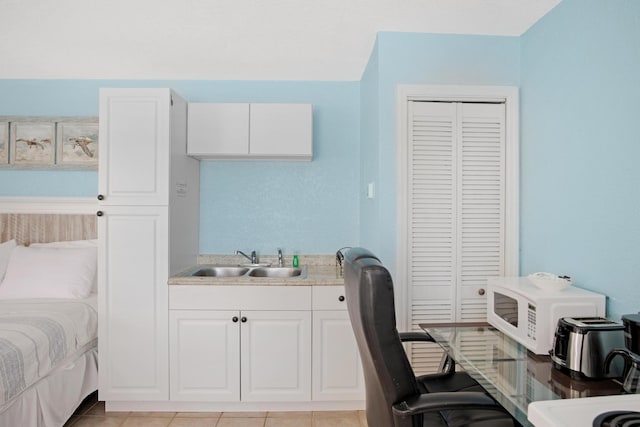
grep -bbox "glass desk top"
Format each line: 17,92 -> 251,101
420,323 -> 623,427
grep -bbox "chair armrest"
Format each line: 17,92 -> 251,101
399,331 -> 457,374
392,391 -> 499,418
399,331 -> 435,343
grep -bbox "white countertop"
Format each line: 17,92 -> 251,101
528,395 -> 640,426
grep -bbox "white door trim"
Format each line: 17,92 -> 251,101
395,84 -> 520,331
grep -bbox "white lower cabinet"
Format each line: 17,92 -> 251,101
98,205 -> 169,401
312,287 -> 365,401
312,310 -> 364,401
241,310 -> 311,402
169,286 -> 312,403
168,284 -> 362,406
169,310 -> 240,401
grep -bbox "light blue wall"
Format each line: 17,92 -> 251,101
191,82 -> 360,256
360,32 -> 520,272
0,80 -> 360,255
359,38 -> 381,254
520,0 -> 640,318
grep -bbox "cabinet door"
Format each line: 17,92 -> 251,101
170,310 -> 240,401
240,310 -> 311,401
249,104 -> 312,159
312,310 -> 365,401
187,103 -> 249,157
98,88 -> 171,205
98,205 -> 169,401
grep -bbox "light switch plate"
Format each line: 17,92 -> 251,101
367,182 -> 375,199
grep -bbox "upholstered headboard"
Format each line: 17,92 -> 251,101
0,198 -> 97,245
0,214 -> 96,246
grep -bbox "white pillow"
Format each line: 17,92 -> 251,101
0,239 -> 17,283
30,239 -> 98,292
0,246 -> 97,299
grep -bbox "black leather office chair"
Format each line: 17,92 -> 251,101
344,247 -> 517,427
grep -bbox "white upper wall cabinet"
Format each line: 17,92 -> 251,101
249,104 -> 312,159
187,103 -> 249,157
187,103 -> 313,161
99,89 -> 171,205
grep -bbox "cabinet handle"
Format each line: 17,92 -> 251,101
232,316 -> 239,323
97,194 -> 104,201
241,316 -> 247,323
478,288 -> 486,296
338,295 -> 345,302
96,211 -> 104,217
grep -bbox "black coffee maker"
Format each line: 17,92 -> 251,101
604,313 -> 640,393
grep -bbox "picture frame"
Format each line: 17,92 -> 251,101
9,121 -> 55,166
0,122 -> 7,165
57,121 -> 98,168
0,116 -> 99,170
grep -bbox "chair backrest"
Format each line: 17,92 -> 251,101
344,248 -> 420,427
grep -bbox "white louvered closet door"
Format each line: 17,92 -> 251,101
407,101 -> 506,374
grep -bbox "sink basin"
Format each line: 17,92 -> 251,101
184,265 -> 306,279
248,267 -> 304,278
192,267 -> 250,277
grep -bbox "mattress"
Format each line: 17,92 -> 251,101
0,294 -> 98,407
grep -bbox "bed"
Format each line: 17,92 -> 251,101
0,198 -> 98,427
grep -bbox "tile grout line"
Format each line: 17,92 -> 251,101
65,405 -> 367,427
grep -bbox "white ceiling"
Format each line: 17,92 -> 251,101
0,0 -> 561,81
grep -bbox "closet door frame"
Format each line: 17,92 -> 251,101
396,85 -> 519,332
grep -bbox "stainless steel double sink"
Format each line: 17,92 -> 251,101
189,265 -> 305,279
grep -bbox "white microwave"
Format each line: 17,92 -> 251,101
487,277 -> 606,354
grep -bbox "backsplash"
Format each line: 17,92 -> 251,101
197,254 -> 337,268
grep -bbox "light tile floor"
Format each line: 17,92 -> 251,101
65,392 -> 369,427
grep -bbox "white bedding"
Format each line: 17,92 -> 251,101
0,294 -> 98,407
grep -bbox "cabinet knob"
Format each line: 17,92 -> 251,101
478,288 -> 486,296
232,316 -> 239,323
97,194 -> 104,201
96,211 -> 104,217
241,316 -> 247,323
338,295 -> 345,302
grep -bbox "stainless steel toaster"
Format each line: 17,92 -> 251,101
550,317 -> 625,380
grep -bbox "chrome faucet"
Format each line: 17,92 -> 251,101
236,250 -> 257,264
277,248 -> 283,267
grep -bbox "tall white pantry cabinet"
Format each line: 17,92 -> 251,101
97,88 -> 200,401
